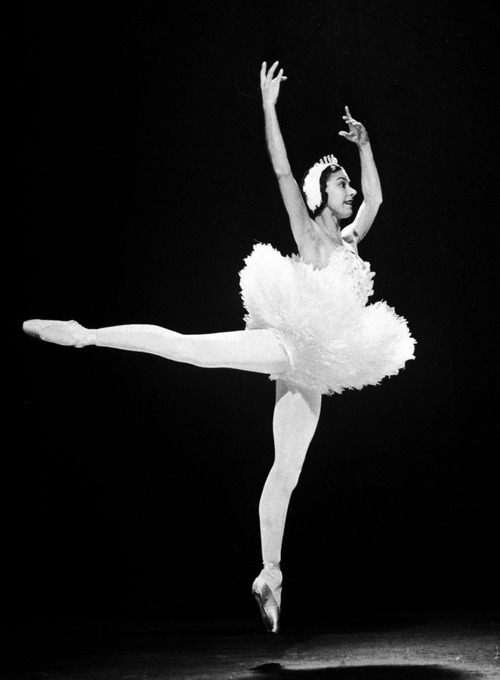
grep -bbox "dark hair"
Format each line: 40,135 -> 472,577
301,164 -> 344,217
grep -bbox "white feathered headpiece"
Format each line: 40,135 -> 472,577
302,154 -> 342,213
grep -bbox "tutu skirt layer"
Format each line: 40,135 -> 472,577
239,243 -> 415,395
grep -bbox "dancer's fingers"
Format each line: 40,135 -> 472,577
260,61 -> 267,84
268,60 -> 279,80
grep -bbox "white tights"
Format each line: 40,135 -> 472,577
93,323 -> 322,569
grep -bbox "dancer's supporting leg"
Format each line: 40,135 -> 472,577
22,320 -> 290,375
252,380 -> 322,633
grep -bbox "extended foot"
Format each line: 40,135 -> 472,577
252,565 -> 282,634
23,319 -> 94,348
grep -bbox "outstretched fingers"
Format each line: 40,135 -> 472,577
343,106 -> 365,131
268,60 -> 279,79
261,60 -> 287,85
260,60 -> 287,106
342,105 -> 358,127
339,105 -> 369,145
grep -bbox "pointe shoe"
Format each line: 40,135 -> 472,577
252,572 -> 282,634
23,319 -> 92,348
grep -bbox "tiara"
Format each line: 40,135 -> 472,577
302,155 -> 340,212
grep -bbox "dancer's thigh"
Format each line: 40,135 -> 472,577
273,380 -> 322,464
187,329 -> 290,374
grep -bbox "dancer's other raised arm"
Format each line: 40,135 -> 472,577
339,106 -> 383,244
260,61 -> 315,251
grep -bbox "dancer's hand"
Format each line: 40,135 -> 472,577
260,61 -> 287,108
338,106 -> 370,147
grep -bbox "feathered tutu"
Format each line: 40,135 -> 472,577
239,243 -> 415,395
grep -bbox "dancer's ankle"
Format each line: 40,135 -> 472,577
259,561 -> 282,591
85,328 -> 97,346
64,321 -> 95,348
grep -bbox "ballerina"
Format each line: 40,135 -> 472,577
23,61 -> 415,634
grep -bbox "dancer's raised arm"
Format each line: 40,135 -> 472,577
339,106 -> 383,244
260,61 -> 315,251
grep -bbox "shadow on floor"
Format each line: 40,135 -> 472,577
245,662 -> 484,679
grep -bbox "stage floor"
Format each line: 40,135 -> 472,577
6,611 -> 499,679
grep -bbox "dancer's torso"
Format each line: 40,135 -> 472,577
297,221 -> 358,269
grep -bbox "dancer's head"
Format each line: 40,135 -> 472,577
302,156 -> 356,220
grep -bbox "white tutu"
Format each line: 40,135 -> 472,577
239,243 -> 415,395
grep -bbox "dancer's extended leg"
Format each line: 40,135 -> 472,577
22,320 -> 290,376
252,380 -> 322,632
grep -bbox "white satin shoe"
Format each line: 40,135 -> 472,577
252,566 -> 282,634
23,319 -> 93,348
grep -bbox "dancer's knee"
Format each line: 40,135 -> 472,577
269,462 -> 303,497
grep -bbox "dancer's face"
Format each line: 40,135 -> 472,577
325,170 -> 357,220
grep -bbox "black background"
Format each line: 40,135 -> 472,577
13,0 -> 498,626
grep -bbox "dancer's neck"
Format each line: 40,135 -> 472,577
314,209 -> 344,247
